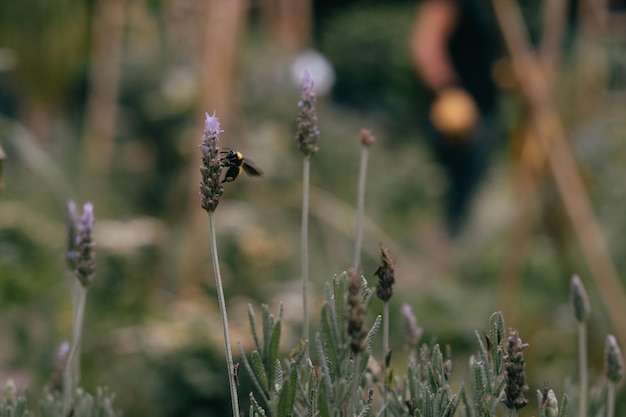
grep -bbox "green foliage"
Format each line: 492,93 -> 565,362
238,291 -> 585,417
319,4 -> 426,132
241,274 -> 380,417
0,382 -> 119,417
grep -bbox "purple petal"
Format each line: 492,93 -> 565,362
301,69 -> 314,91
81,202 -> 94,228
205,111 -> 221,138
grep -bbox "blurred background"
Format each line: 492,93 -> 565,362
1,0 -> 626,415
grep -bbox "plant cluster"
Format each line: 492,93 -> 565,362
197,71 -> 624,417
1,69 -> 624,417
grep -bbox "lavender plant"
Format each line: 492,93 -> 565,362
199,111 -> 240,417
604,334 -> 623,417
0,201 -> 120,417
352,129 -> 375,270
241,271 -> 381,417
374,244 -> 395,414
570,275 -> 590,417
63,201 -> 95,415
295,69 -> 320,347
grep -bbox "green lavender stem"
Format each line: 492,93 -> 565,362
353,146 -> 369,270
578,322 -> 587,417
382,301 -> 389,416
301,155 -> 311,350
62,283 -> 88,415
607,381 -> 616,417
209,211 -> 240,417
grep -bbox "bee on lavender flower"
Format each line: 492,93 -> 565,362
220,149 -> 263,183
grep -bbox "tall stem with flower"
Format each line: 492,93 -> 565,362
199,111 -> 240,417
63,201 -> 96,416
604,334 -> 623,417
295,69 -> 319,350
570,275 -> 590,417
374,245 -> 395,416
353,129 -> 375,271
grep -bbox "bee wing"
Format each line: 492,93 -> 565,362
242,160 -> 263,176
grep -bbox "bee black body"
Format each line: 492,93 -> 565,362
220,150 -> 263,183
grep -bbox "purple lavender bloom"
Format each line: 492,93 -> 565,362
296,70 -> 320,156
200,111 -> 224,212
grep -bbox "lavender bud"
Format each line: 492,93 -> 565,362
3,379 -> 16,405
543,389 -> 559,417
49,341 -> 70,392
360,129 -> 376,148
199,111 -> 224,212
75,202 -> 95,287
604,334 -> 623,383
295,70 -> 320,157
570,275 -> 590,323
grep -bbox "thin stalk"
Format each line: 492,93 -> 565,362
578,322 -> 588,417
607,381 -> 616,417
508,409 -> 518,417
209,211 -> 240,417
353,146 -> 369,270
62,284 -> 88,415
382,301 -> 389,417
301,155 -> 311,350
349,353 -> 364,416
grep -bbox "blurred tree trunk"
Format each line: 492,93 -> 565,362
165,0 -> 205,68
259,0 -> 312,50
82,0 -> 125,174
179,0 -> 248,293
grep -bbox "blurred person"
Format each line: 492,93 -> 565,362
410,0 -> 500,237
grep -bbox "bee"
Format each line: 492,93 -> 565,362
220,149 -> 263,183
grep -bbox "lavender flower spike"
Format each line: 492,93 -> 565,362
296,70 -> 320,156
200,111 -> 224,212
605,334 -> 624,383
75,202 -> 96,287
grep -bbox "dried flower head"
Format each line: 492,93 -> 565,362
570,274 -> 590,323
503,329 -> 529,411
75,202 -> 96,287
360,129 -> 376,148
346,268 -> 368,354
374,245 -> 395,302
296,70 -> 320,157
604,334 -> 624,383
199,111 -> 224,212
